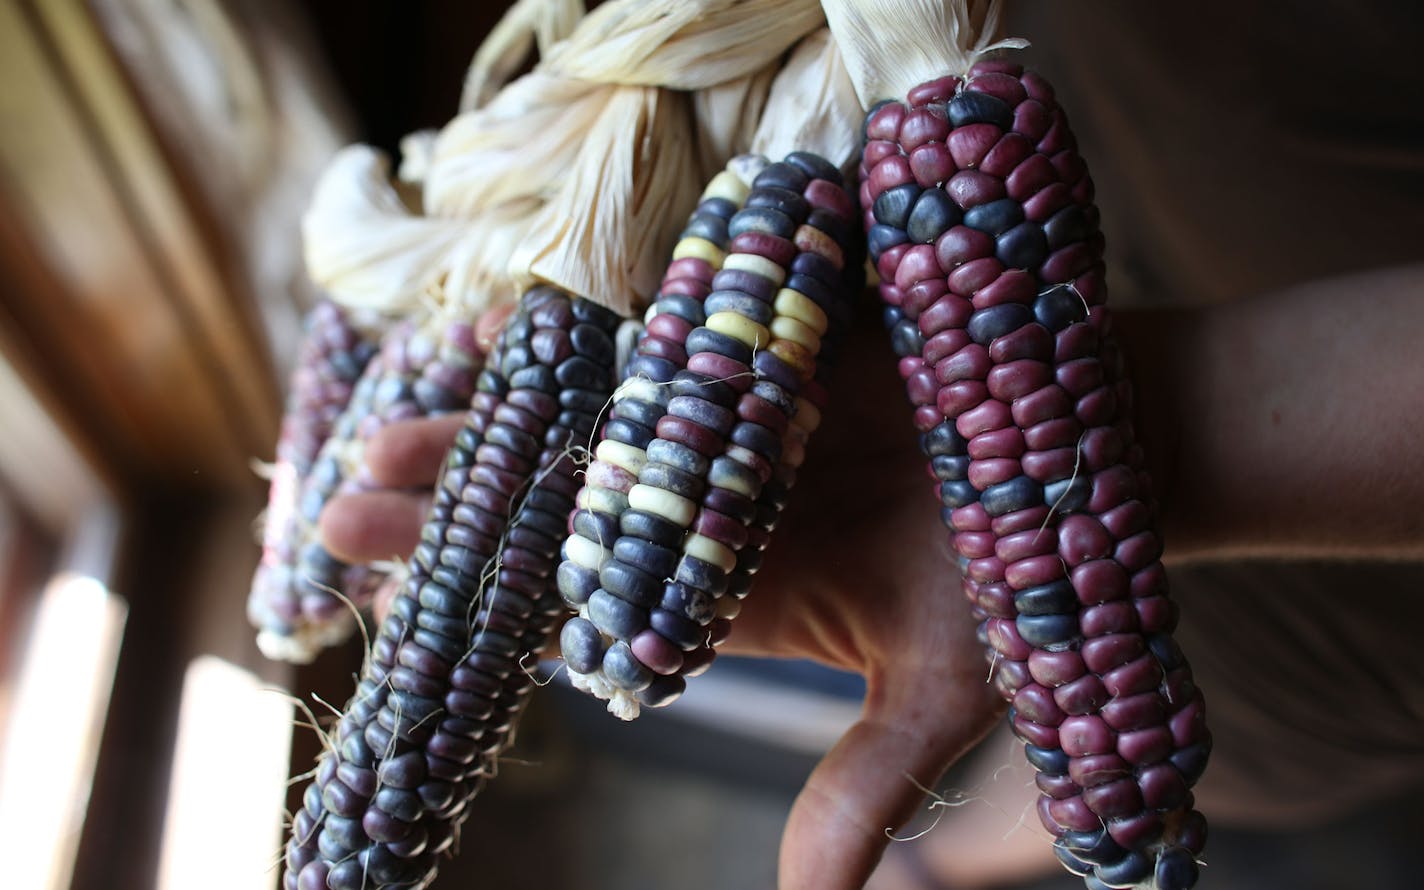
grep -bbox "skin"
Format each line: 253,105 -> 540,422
318,264 -> 1424,889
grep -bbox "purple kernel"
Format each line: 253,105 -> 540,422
1052,672 -> 1109,716
1080,601 -> 1138,637
1082,777 -> 1142,819
1029,649 -> 1086,687
1068,753 -> 1131,788
1058,715 -> 1115,756
1103,654 -> 1164,697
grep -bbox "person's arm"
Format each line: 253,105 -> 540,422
1120,262 -> 1424,562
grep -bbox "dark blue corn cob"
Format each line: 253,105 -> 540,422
557,152 -> 862,718
252,312 -> 485,663
859,60 -> 1208,890
282,286 -> 623,890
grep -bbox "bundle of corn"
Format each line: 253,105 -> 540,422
248,300 -> 381,655
556,29 -> 868,718
825,1 -> 1208,887
281,2 -> 829,886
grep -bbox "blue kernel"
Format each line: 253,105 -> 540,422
981,475 -> 1043,516
872,183 -> 922,229
963,197 -> 1025,236
1023,743 -> 1070,774
947,90 -> 1014,129
906,188 -> 962,244
996,221 -> 1049,269
1014,579 -> 1078,615
1045,475 -> 1091,514
940,479 -> 979,508
1033,283 -> 1087,332
967,302 -> 1035,345
1016,612 -> 1080,647
1093,850 -> 1151,887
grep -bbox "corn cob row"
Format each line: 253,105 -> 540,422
283,286 -> 623,890
556,152 -> 860,719
252,313 -> 485,663
249,301 -> 379,657
858,62 -> 1207,890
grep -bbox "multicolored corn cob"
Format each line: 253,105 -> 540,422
249,300 -> 379,657
283,286 -> 623,890
252,312 -> 484,663
858,61 -> 1208,890
556,152 -> 860,718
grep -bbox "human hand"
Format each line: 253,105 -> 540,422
319,298 -> 1006,890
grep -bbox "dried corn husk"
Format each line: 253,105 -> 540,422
425,0 -> 829,316
508,84 -> 697,314
542,0 -> 822,89
749,28 -> 864,172
460,0 -> 585,112
301,0 -> 587,318
425,72 -> 608,220
821,0 -> 1027,106
302,146 -> 462,314
690,61 -> 778,179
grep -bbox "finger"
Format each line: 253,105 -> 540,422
778,675 -> 1003,890
319,489 -> 432,564
364,414 -> 467,488
369,575 -> 402,627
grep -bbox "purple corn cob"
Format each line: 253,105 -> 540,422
556,152 -> 861,718
283,286 -> 624,890
249,301 -> 379,656
252,312 -> 485,663
858,61 -> 1208,889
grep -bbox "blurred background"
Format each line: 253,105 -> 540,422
1,3 -> 1420,890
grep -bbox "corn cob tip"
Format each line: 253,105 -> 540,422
255,620 -> 354,665
568,669 -> 641,721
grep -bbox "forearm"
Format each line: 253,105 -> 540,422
1120,263 -> 1424,562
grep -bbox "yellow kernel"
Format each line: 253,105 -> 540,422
672,237 -> 726,266
577,486 -> 628,516
770,316 -> 823,354
705,311 -> 771,349
565,533 -> 611,570
702,170 -> 749,206
721,252 -> 786,285
772,287 -> 829,334
768,339 -> 816,379
595,439 -> 647,475
628,483 -> 696,526
683,533 -> 737,573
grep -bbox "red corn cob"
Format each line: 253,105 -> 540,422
858,60 -> 1208,890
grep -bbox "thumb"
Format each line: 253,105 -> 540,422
777,672 -> 1003,890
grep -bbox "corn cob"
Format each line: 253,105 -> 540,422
283,285 -> 622,890
253,312 -> 484,664
858,61 -> 1208,889
248,301 -> 379,655
556,151 -> 860,718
